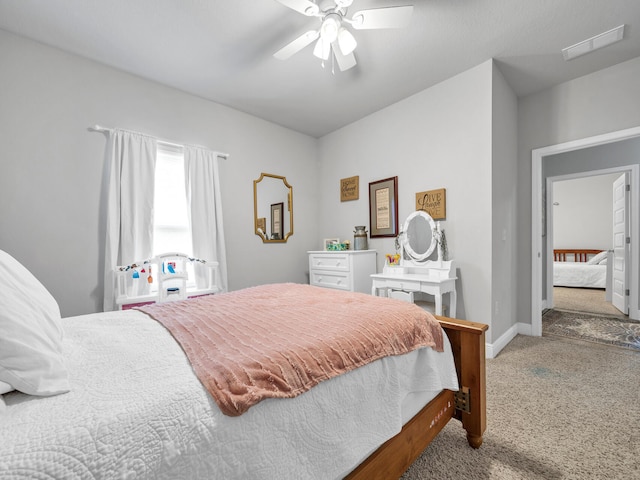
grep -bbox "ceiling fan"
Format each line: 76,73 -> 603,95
273,0 -> 414,72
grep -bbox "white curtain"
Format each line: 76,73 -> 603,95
184,146 -> 228,293
103,130 -> 157,311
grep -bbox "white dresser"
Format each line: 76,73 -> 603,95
308,250 -> 377,294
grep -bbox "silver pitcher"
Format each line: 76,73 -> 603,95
353,226 -> 368,251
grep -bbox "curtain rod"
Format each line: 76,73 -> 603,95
89,124 -> 229,159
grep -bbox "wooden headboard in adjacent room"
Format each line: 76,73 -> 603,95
553,249 -> 602,262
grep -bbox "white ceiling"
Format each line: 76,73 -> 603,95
1,0 -> 639,138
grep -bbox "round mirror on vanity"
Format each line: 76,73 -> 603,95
401,210 -> 437,263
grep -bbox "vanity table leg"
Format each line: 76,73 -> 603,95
435,295 -> 443,316
449,290 -> 457,318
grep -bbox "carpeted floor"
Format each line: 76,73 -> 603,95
401,335 -> 640,479
543,309 -> 640,351
552,287 -> 624,317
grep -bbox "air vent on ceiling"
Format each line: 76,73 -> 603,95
562,25 -> 625,61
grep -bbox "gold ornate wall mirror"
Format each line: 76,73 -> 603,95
253,173 -> 293,243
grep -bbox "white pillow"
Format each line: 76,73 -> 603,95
587,251 -> 608,265
0,380 -> 8,417
0,249 -> 70,396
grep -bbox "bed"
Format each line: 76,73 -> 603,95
553,248 -> 611,289
0,249 -> 487,480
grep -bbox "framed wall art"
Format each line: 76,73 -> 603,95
415,188 -> 446,220
340,175 -> 359,201
368,176 -> 398,238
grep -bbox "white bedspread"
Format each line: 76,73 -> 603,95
0,309 -> 458,479
553,262 -> 607,288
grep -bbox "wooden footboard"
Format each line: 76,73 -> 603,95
437,316 -> 487,449
345,316 -> 487,480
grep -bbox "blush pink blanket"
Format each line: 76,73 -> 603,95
137,283 -> 443,416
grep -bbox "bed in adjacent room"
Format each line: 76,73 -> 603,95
553,248 -> 611,289
0,249 -> 487,480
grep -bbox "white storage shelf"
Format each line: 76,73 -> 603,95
115,252 -> 219,310
308,250 -> 377,294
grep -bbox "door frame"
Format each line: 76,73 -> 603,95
531,126 -> 640,335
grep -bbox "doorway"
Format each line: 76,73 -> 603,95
531,126 -> 640,336
548,171 -> 629,316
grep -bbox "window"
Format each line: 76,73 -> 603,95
103,129 -> 227,310
152,143 -> 195,288
153,143 -> 192,256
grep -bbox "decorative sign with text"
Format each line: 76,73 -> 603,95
340,175 -> 359,201
416,188 -> 446,219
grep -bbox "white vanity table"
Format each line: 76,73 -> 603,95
371,211 -> 457,318
371,261 -> 457,317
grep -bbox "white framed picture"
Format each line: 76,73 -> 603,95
323,238 -> 339,250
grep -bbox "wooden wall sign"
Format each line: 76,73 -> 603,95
340,175 -> 359,201
416,188 -> 446,219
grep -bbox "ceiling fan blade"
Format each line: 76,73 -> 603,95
332,41 -> 357,71
350,5 -> 414,30
274,30 -> 320,60
275,0 -> 320,16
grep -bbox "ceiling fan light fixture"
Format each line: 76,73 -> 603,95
337,27 -> 357,55
313,37 -> 331,60
274,1 -> 415,72
320,15 -> 340,43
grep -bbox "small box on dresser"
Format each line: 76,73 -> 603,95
308,250 -> 377,294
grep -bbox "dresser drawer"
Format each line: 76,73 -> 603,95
383,278 -> 421,292
310,271 -> 351,291
307,250 -> 376,294
309,253 -> 350,272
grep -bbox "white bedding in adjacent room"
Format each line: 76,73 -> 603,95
553,262 -> 607,288
0,310 -> 458,480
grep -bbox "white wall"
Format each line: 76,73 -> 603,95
0,29 -> 320,316
491,63 -> 518,346
552,174 -> 619,250
5,22 -> 638,348
517,55 -> 640,325
318,61 -> 495,334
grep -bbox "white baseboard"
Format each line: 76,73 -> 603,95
485,322 -> 536,358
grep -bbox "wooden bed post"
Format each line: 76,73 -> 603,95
437,316 -> 487,448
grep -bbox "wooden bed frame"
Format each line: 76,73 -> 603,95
554,248 -> 602,262
346,316 -> 488,480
